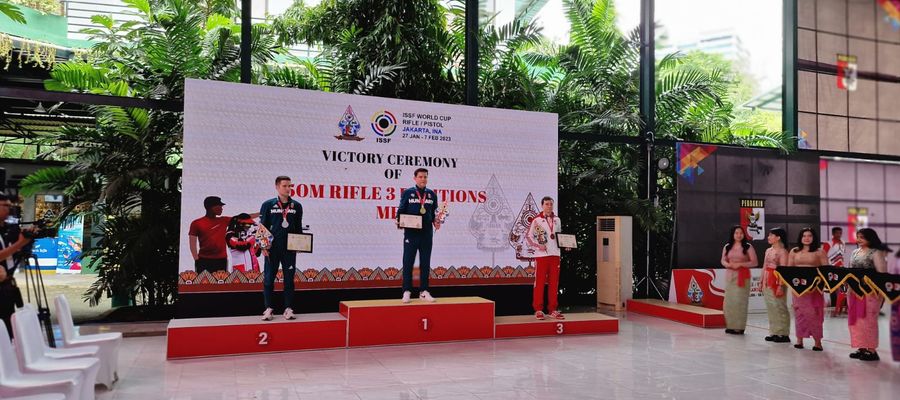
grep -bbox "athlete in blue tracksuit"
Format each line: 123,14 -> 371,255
259,176 -> 303,320
396,168 -> 442,303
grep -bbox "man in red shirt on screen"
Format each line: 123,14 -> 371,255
188,196 -> 230,273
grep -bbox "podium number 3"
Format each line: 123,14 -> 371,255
556,323 -> 564,335
258,332 -> 269,345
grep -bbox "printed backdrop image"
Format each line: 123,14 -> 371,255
178,79 -> 558,292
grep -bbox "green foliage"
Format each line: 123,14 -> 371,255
0,1 -> 26,24
27,0 -> 284,307
273,0 -> 452,100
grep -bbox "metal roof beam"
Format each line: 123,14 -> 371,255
0,86 -> 184,112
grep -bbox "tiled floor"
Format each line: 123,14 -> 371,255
92,311 -> 899,400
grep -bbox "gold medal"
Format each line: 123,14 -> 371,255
420,206 -> 426,215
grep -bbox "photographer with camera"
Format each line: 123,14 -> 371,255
0,193 -> 31,338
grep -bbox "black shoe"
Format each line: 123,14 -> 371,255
858,350 -> 880,361
765,335 -> 775,342
725,329 -> 737,334
812,346 -> 823,351
794,344 -> 804,349
735,330 -> 745,335
849,349 -> 863,359
774,336 -> 791,343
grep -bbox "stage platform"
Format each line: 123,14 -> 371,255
495,313 -> 619,338
339,297 -> 495,347
626,299 -> 725,328
166,313 -> 347,359
167,297 -> 619,359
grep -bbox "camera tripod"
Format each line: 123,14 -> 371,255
20,251 -> 56,347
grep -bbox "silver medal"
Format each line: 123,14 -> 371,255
281,220 -> 289,228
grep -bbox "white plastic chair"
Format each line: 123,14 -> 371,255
0,321 -> 82,400
54,295 -> 121,388
11,309 -> 100,400
17,304 -> 101,361
6,394 -> 67,400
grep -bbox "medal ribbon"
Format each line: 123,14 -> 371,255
545,212 -> 555,236
416,188 -> 427,212
280,201 -> 292,224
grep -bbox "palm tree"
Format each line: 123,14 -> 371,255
22,0 -> 283,306
544,0 -> 790,302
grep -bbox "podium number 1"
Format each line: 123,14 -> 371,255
556,323 -> 564,335
258,332 -> 269,345
422,318 -> 429,331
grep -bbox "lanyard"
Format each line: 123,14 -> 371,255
544,212 -> 555,233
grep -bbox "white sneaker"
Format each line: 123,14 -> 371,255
420,291 -> 435,302
402,291 -> 412,303
262,308 -> 273,321
283,308 -> 295,320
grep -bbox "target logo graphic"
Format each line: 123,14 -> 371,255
371,110 -> 397,136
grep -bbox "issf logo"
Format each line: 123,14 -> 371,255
371,110 -> 397,137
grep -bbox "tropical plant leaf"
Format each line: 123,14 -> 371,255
0,1 -> 26,24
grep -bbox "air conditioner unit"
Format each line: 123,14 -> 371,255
596,216 -> 633,311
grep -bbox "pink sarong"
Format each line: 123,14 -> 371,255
848,293 -> 882,349
793,291 -> 824,339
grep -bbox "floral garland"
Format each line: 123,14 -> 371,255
0,33 -> 66,70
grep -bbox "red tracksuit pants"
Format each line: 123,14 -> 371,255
533,256 -> 561,312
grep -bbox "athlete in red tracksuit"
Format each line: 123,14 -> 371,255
526,196 -> 565,320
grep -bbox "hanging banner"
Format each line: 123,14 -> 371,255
55,217 -> 84,274
740,199 -> 766,241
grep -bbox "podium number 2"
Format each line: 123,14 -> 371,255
556,323 -> 564,335
258,332 -> 269,345
422,318 -> 429,331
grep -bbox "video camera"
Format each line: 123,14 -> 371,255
18,219 -> 58,240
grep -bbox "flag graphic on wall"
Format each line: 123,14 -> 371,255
837,54 -> 858,91
740,199 -> 765,241
878,0 -> 900,30
848,207 -> 869,244
676,142 -> 717,185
